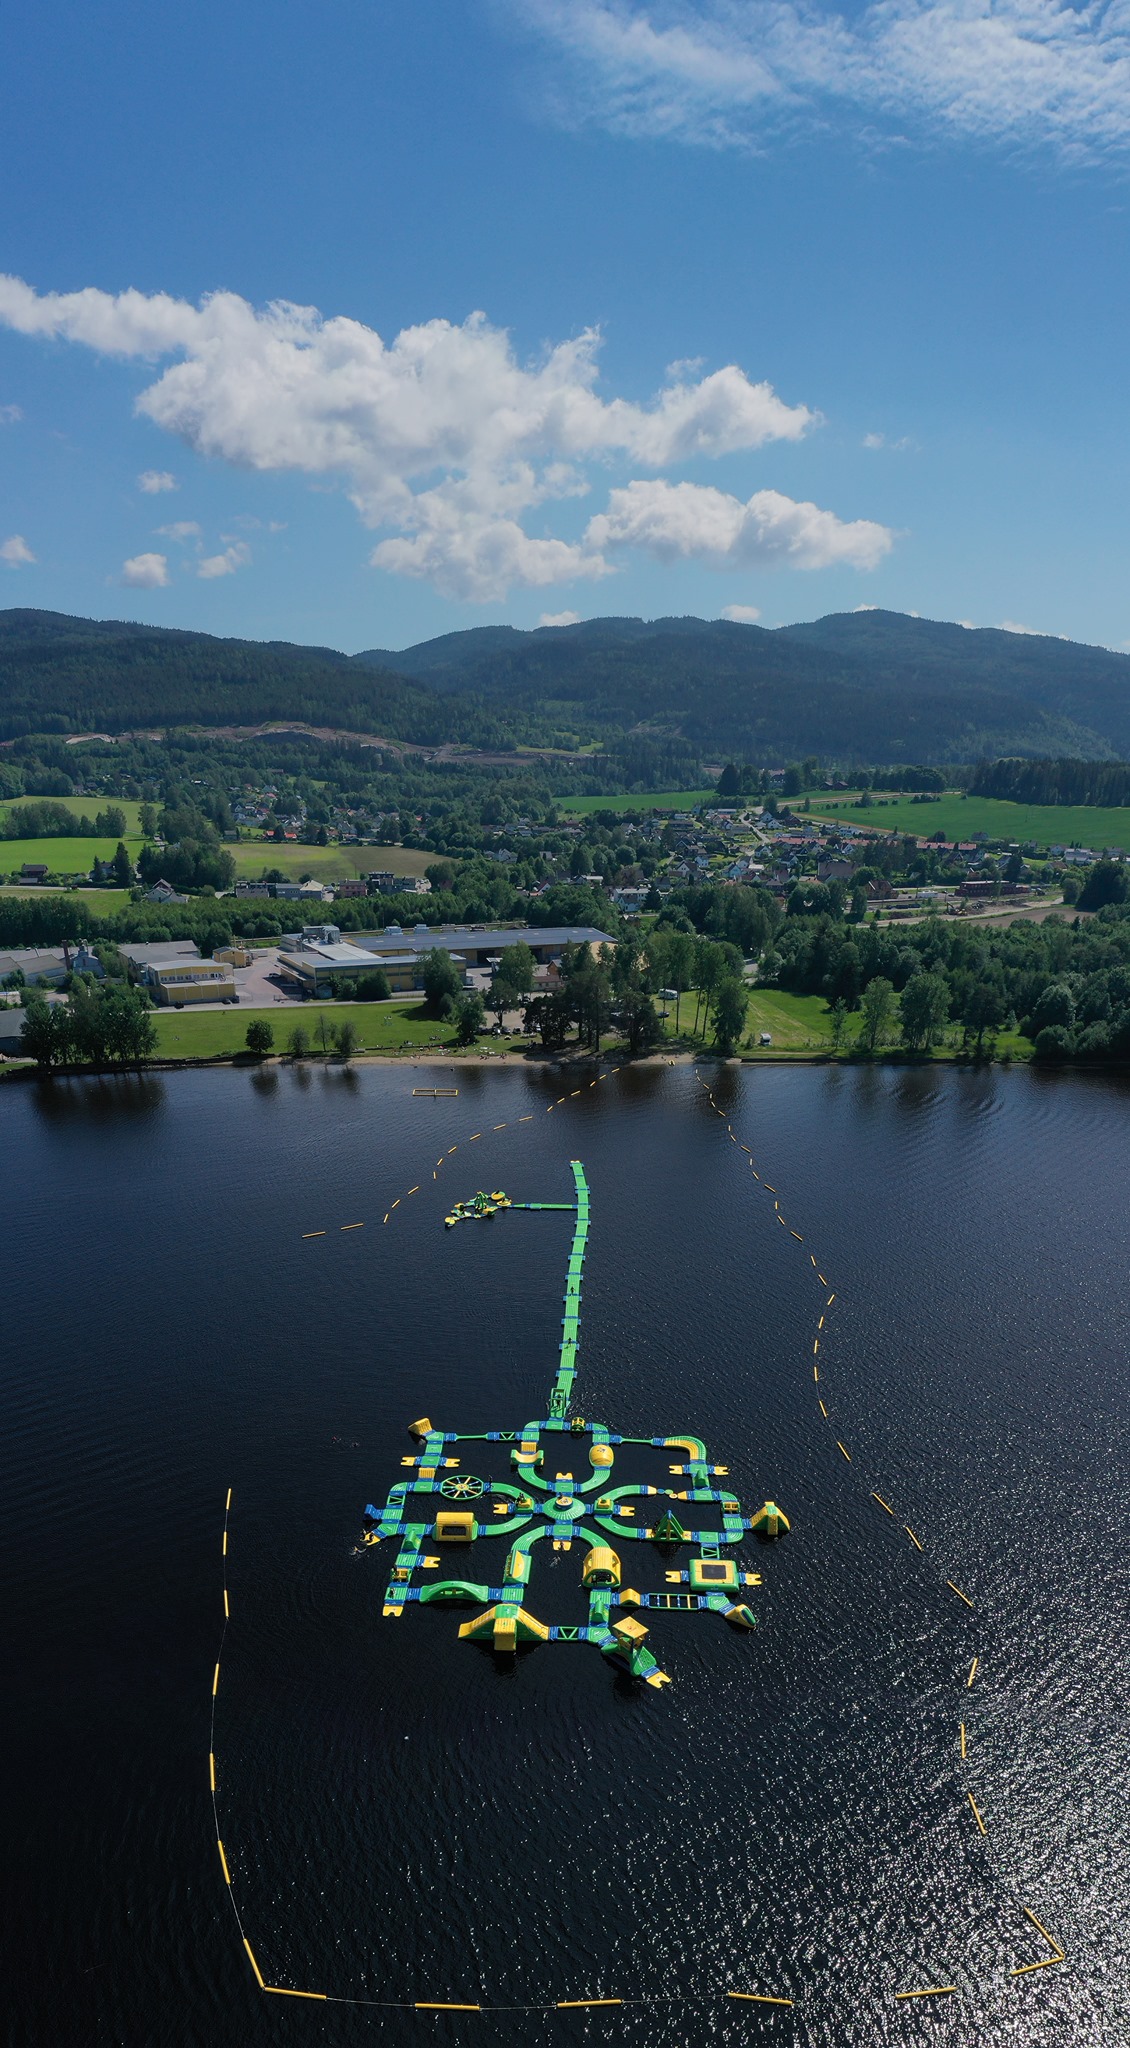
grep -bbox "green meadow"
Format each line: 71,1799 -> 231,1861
0,796 -> 148,833
151,999 -> 488,1060
807,790 -> 1130,852
228,838 -> 429,880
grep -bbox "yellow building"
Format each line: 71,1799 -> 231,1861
144,960 -> 237,1005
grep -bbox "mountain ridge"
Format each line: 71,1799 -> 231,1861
3,606 -> 1127,764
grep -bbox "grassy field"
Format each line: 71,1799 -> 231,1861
229,839 -> 429,881
662,983 -> 1034,1059
806,790 -> 1130,851
1,834 -> 145,876
150,999 -> 492,1059
0,886 -> 133,911
0,796 -> 147,833
562,789 -> 715,816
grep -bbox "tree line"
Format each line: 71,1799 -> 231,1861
969,757 -> 1130,808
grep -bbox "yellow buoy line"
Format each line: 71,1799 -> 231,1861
211,1062 -> 1066,2011
695,1068 -> 1069,1999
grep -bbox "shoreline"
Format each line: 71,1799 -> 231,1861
1,1043 -> 1062,1084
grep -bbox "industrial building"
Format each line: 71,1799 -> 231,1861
141,959 -> 237,1005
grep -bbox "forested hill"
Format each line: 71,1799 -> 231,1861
358,610 -> 1130,764
0,609 -> 470,746
5,605 -> 1130,764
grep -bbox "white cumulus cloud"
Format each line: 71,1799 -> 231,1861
0,273 -> 893,602
121,551 -> 169,588
539,609 -> 583,626
197,542 -> 251,579
513,0 -> 1130,163
586,478 -> 892,570
0,402 -> 22,424
158,520 -> 202,541
1,533 -> 36,567
720,602 -> 762,622
138,469 -> 177,493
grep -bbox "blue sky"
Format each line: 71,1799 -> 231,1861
2,0 -> 1128,652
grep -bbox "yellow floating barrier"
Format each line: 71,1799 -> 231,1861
225,1487 -> 232,1511
469,1133 -> 481,1141
905,1525 -> 924,1551
341,1222 -> 364,1231
218,1838 -> 232,1884
243,1938 -> 265,1987
301,1230 -> 325,1239
408,1185 -> 420,1194
894,1986 -> 956,2000
791,1230 -> 804,1241
813,1339 -> 819,1353
1023,1907 -> 1062,1951
1010,1953 -> 1064,1976
416,2002 -> 482,2011
967,1655 -> 979,1688
727,1992 -> 794,2005
557,1998 -> 621,2009
209,1752 -> 216,1792
947,1580 -> 974,1608
212,1662 -> 220,1697
265,1986 -> 328,2001
959,1721 -> 966,1760
390,1198 -> 400,1210
383,1213 -> 389,1224
818,1315 -> 825,1329
493,1123 -> 507,1130
519,1113 -> 534,1121
810,1253 -> 818,1266
813,1365 -> 819,1382
222,1530 -> 227,1556
827,1292 -> 836,1304
836,1441 -> 852,1461
871,1493 -> 895,1516
223,1588 -> 229,1617
819,1399 -> 828,1417
967,1791 -> 987,1835
817,1272 -> 828,1286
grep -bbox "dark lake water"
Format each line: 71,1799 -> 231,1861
2,1058 -> 1128,2047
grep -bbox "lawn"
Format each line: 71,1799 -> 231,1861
151,999 -> 493,1060
805,789 -> 1130,852
1,834 -> 145,876
229,839 -> 429,881
0,796 -> 147,833
662,986 -> 839,1051
562,789 -> 715,816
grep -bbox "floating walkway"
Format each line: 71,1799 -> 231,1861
363,1160 -> 782,1689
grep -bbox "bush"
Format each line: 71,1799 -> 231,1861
245,1019 -> 274,1057
356,969 -> 391,1002
1033,1024 -> 1074,1062
287,1025 -> 310,1059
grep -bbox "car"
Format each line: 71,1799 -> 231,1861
759,1031 -> 772,1046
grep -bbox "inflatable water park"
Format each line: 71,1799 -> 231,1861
361,1160 -> 787,1687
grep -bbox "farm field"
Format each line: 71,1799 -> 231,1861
807,790 -> 1130,851
562,789 -> 715,815
0,797 -> 147,833
0,886 -> 133,911
229,839 -> 429,880
1,834 -> 145,876
150,999 -> 487,1060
